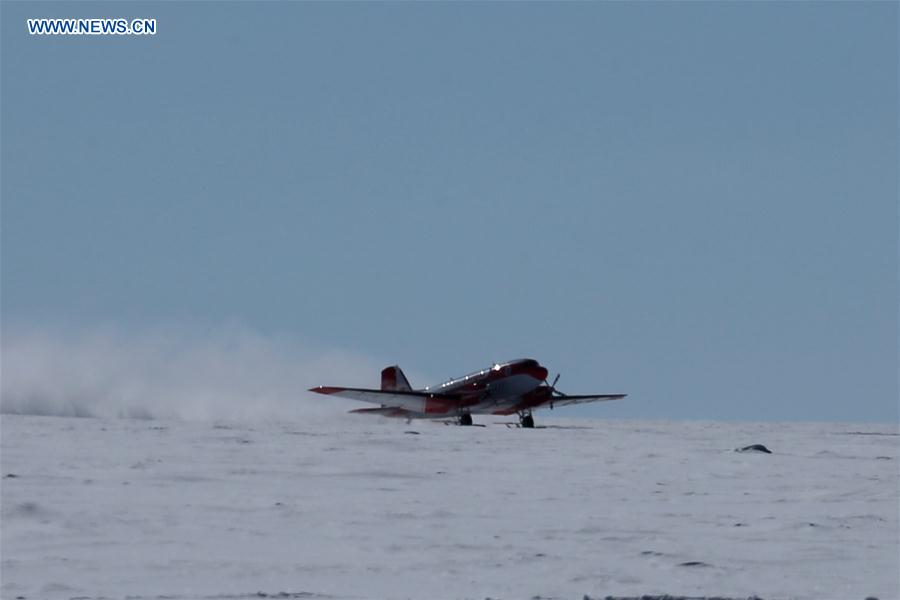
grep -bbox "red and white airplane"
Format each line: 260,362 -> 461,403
309,358 -> 625,428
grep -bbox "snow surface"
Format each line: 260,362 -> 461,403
1,413 -> 897,600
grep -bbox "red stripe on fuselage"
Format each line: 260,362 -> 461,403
424,397 -> 457,414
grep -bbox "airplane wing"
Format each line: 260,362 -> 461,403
548,394 -> 626,408
308,386 -> 460,413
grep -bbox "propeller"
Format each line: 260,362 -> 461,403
549,373 -> 561,392
544,373 -> 566,409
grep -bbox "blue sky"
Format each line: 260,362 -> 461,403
2,2 -> 897,422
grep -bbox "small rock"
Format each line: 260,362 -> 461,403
678,560 -> 712,567
735,444 -> 772,454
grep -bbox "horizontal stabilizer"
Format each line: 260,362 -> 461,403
349,406 -> 414,418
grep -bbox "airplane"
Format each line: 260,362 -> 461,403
308,358 -> 625,428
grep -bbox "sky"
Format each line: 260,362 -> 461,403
1,2 -> 897,423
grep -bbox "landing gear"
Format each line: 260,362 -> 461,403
519,412 -> 535,429
458,413 -> 473,426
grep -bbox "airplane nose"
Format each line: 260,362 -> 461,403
535,366 -> 549,381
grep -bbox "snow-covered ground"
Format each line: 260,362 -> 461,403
1,413 -> 897,600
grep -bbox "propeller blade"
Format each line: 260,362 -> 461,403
544,373 -> 566,398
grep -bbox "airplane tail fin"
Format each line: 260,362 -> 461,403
381,366 -> 413,391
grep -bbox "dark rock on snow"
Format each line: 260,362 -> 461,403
735,444 -> 772,454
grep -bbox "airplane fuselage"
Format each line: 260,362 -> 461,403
372,359 -> 551,418
309,357 -> 625,426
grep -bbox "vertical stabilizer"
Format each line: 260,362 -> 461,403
381,366 -> 413,391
